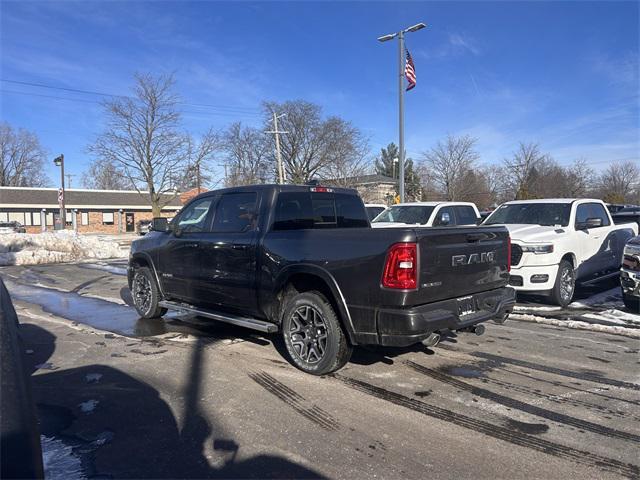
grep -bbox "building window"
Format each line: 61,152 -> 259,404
32,213 -> 41,226
0,213 -> 7,222
24,212 -> 33,226
66,209 -> 74,225
46,213 -> 54,226
8,212 -> 25,224
102,212 -> 114,225
81,212 -> 89,225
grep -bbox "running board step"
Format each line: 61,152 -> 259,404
579,271 -> 620,286
158,301 -> 278,333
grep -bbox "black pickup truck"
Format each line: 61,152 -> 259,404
128,184 -> 515,374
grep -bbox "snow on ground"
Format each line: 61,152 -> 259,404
79,262 -> 128,276
510,312 -> 640,338
41,435 -> 84,480
0,232 -> 128,266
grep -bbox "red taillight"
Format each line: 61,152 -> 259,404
507,236 -> 512,272
310,186 -> 332,193
382,242 -> 418,290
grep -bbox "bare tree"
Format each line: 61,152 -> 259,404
502,142 -> 549,200
263,100 -> 369,184
89,73 -> 187,216
597,161 -> 640,204
421,135 -> 480,201
178,128 -> 222,191
0,122 -> 50,187
222,122 -> 271,187
318,117 -> 370,187
81,158 -> 134,190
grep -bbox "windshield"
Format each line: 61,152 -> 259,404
372,205 -> 435,225
485,203 -> 572,227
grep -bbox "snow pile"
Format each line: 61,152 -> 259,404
0,232 -> 128,266
41,435 -> 84,480
510,312 -> 640,338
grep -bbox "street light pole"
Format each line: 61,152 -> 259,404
53,154 -> 66,229
397,30 -> 405,203
378,22 -> 426,203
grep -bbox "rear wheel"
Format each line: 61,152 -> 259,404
550,260 -> 575,307
131,267 -> 166,319
282,291 -> 352,375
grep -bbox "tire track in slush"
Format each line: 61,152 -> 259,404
469,352 -> 640,391
334,374 -> 639,478
404,361 -> 640,444
249,372 -> 340,431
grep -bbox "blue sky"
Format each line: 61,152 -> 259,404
1,0 -> 638,185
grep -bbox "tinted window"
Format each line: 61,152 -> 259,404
372,205 -> 435,225
365,206 -> 385,221
433,206 -> 455,226
455,206 -> 479,225
273,192 -> 368,230
212,192 -> 257,233
176,197 -> 214,233
485,203 -> 571,227
576,203 -> 610,227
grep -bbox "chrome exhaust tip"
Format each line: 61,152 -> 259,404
422,332 -> 441,348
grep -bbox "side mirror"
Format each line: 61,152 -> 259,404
150,217 -> 170,233
577,217 -> 603,230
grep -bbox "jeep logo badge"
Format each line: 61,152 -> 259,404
452,251 -> 496,267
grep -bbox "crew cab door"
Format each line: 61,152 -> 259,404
158,196 -> 215,302
574,202 -> 615,278
197,191 -> 259,315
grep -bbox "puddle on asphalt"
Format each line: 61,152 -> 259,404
4,279 -> 237,339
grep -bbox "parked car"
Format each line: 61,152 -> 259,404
371,202 -> 481,228
128,184 -> 515,375
611,206 -> 640,229
0,221 -> 26,234
620,235 -> 640,312
364,203 -> 387,221
136,219 -> 152,235
484,198 -> 638,306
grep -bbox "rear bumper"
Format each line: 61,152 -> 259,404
372,287 -> 516,347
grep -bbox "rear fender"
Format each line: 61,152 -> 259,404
272,264 -> 357,344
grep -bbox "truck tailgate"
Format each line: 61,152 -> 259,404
414,226 -> 510,304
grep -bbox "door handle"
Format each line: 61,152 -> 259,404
232,244 -> 248,250
185,242 -> 199,248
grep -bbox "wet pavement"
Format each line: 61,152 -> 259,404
3,261 -> 640,479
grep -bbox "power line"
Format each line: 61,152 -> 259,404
0,78 -> 262,114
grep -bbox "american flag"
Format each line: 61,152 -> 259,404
405,49 -> 416,91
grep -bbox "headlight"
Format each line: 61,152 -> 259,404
521,244 -> 554,254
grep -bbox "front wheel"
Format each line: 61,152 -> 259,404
282,291 -> 352,375
131,266 -> 167,319
550,260 -> 575,307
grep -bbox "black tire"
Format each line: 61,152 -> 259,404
282,291 -> 352,375
622,292 -> 640,313
131,266 -> 167,319
550,260 -> 575,307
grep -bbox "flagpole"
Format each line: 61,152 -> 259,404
398,31 -> 405,203
377,22 -> 426,204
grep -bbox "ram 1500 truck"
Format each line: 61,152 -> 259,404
128,184 -> 515,374
484,198 -> 638,307
372,202 -> 481,228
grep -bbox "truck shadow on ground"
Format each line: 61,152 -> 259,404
21,323 -> 324,479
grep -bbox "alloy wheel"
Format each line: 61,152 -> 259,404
133,272 -> 152,314
560,266 -> 574,303
288,305 -> 328,364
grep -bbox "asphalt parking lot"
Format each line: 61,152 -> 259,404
4,260 -> 640,479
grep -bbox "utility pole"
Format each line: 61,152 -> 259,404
266,112 -> 288,184
195,161 -> 201,193
65,173 -> 75,189
378,22 -> 426,203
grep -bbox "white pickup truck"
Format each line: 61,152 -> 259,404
371,202 -> 481,228
484,198 -> 638,306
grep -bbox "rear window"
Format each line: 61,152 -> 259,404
273,192 -> 369,230
455,206 -> 479,225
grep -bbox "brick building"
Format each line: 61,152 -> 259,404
0,187 -> 182,234
326,174 -> 398,205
